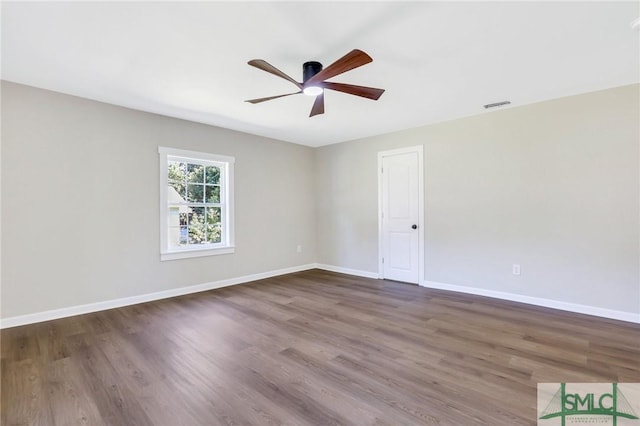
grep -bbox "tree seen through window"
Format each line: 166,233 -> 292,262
168,161 -> 222,245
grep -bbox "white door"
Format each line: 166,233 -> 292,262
379,147 -> 423,284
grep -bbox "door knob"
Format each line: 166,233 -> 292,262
411,224 -> 418,229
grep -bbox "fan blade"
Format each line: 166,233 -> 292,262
245,91 -> 301,104
248,59 -> 302,89
309,92 -> 325,117
322,82 -> 385,100
306,49 -> 372,85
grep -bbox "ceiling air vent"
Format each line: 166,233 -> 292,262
484,101 -> 511,109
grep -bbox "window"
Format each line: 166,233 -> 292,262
159,147 -> 234,261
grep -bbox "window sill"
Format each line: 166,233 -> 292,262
161,246 -> 235,261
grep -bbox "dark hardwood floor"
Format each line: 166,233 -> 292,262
2,269 -> 639,425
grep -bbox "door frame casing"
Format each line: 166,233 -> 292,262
377,145 -> 425,283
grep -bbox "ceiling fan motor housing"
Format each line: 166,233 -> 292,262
303,61 -> 323,83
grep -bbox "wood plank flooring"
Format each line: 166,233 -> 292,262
2,269 -> 639,425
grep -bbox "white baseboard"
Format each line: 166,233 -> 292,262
420,280 -> 640,324
4,264 -> 637,328
0,264 -> 316,329
314,263 -> 380,279
310,265 -> 639,324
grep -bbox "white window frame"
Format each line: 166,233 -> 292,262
159,147 -> 235,261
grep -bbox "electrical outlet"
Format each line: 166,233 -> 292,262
512,264 -> 521,275
296,245 -> 302,253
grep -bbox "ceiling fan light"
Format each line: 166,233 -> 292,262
303,86 -> 323,96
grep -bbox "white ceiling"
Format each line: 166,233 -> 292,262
2,1 -> 639,147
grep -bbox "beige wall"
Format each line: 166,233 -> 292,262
316,84 -> 639,314
2,82 -> 638,320
1,81 -> 317,318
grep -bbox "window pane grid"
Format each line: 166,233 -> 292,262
166,158 -> 223,248
168,205 -> 223,248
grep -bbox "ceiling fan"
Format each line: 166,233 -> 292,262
245,49 -> 385,117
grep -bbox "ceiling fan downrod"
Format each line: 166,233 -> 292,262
303,61 -> 323,83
